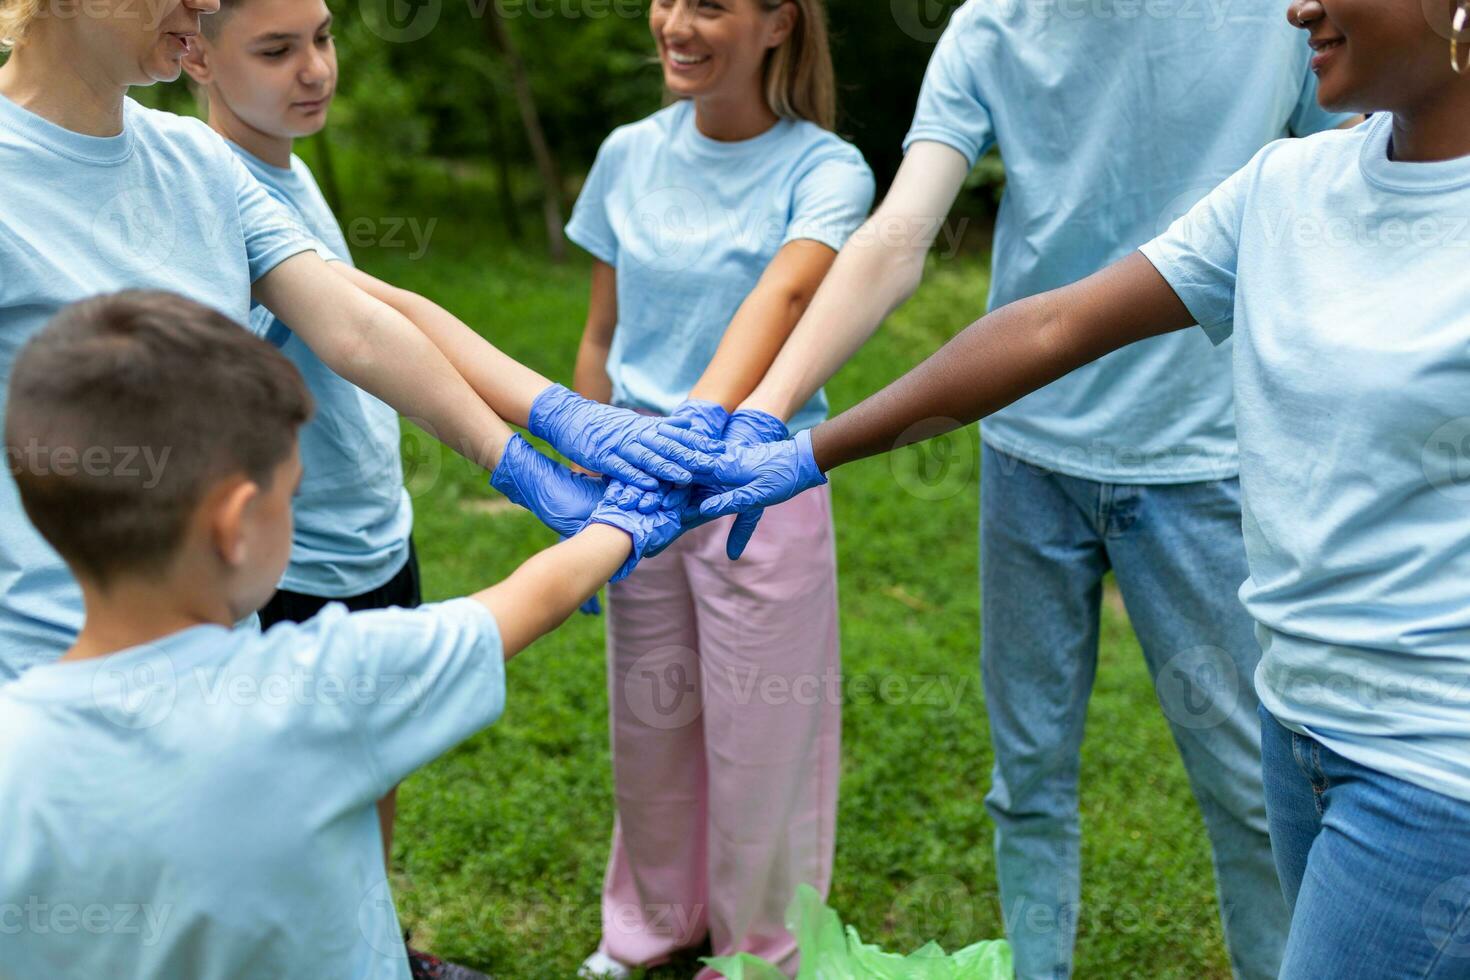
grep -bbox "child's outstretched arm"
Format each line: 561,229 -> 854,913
472,486 -> 686,658
474,524 -> 632,659
253,252 -> 516,473
335,262 -> 723,490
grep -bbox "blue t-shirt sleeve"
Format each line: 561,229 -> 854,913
246,304 -> 284,345
229,152 -> 327,283
566,131 -> 624,265
783,149 -> 876,252
903,9 -> 996,166
307,598 -> 507,795
1289,66 -> 1355,136
1139,155 -> 1258,346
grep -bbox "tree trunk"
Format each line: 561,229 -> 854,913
484,9 -> 566,263
485,85 -> 525,243
311,129 -> 346,218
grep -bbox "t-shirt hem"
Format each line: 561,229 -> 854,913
566,222 -> 617,266
1260,694 -> 1470,806
902,127 -> 982,167
781,229 -> 850,254
249,242 -> 322,285
1137,243 -> 1234,345
980,429 -> 1240,485
278,541 -> 415,599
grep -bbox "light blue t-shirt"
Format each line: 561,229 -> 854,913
1141,113 -> 1470,803
0,598 -> 504,979
0,95 -> 319,682
566,100 -> 875,434
905,0 -> 1353,482
234,148 -> 414,598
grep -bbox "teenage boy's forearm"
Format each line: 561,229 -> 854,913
808,254 -> 1196,472
331,264 -> 552,425
474,525 -> 630,658
256,254 -> 515,471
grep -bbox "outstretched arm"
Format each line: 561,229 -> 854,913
474,485 -> 688,657
571,260 -> 618,405
740,142 -> 973,422
330,262 -> 552,427
475,524 -> 630,657
695,253 -> 1196,518
262,255 -> 720,490
688,239 -> 840,411
254,251 -> 515,471
811,254 -> 1193,469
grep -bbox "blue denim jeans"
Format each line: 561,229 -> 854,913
1260,706 -> 1470,979
980,446 -> 1286,980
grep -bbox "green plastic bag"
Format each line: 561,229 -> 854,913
702,884 -> 1013,979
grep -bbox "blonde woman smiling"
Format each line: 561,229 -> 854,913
566,0 -> 873,975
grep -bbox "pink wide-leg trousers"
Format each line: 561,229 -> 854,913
597,484 -> 842,977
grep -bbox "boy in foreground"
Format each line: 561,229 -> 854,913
179,5 -> 648,971
0,291 -> 680,980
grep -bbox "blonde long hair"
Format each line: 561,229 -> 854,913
761,0 -> 836,131
0,0 -> 41,50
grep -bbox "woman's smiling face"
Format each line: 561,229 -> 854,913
73,0 -> 221,87
1288,0 -> 1453,115
648,0 -> 794,104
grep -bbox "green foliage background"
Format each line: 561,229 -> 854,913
143,0 -> 1003,221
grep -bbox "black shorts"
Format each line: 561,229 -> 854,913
258,540 -> 422,628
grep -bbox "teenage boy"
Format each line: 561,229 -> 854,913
179,5 -> 586,974
0,291 -> 681,980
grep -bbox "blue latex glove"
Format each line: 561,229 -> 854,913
528,384 -> 724,491
672,398 -> 732,441
692,427 -> 828,521
608,399 -> 731,516
590,481 -> 691,582
718,409 -> 790,561
489,434 -> 607,537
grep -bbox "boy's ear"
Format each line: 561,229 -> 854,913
209,477 -> 261,570
181,38 -> 213,86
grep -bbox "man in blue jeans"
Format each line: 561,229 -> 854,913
725,3 -> 1358,976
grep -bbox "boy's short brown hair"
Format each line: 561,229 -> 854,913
5,290 -> 313,587
200,0 -> 245,40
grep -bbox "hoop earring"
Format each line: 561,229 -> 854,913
1454,0 -> 1470,76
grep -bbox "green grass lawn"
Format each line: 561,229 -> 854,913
348,204 -> 1233,979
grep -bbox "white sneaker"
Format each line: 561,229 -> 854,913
577,951 -> 633,980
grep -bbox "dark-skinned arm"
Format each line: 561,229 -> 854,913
809,253 -> 1196,471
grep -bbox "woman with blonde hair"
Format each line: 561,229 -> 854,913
567,0 -> 873,975
0,0 -> 715,684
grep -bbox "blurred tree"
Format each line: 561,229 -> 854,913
484,3 -> 567,262
827,0 -> 966,190
135,1 -> 998,237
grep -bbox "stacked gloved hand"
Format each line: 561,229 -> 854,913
487,389 -> 829,588
528,384 -> 723,489
607,400 -> 826,561
589,481 -> 691,582
488,391 -> 730,592
713,407 -> 793,559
